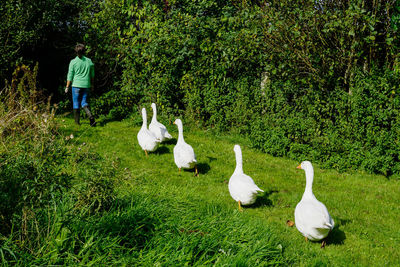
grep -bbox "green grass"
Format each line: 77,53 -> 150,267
54,115 -> 400,266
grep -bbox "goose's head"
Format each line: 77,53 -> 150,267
151,103 -> 156,110
296,161 -> 313,171
233,144 -> 241,153
173,118 -> 182,127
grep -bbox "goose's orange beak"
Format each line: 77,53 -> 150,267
296,164 -> 301,169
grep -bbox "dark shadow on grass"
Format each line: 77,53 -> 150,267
182,162 -> 210,175
154,146 -> 170,155
163,138 -> 177,145
247,190 -> 277,208
197,162 -> 210,174
326,224 -> 347,246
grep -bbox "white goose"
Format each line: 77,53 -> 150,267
228,145 -> 264,211
149,103 -> 172,142
137,107 -> 160,156
295,161 -> 334,245
173,119 -> 198,176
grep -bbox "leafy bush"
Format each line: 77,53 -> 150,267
115,2 -> 267,131
249,69 -> 400,176
88,0 -> 398,176
90,89 -> 140,120
3,1 -> 400,175
0,0 -> 93,103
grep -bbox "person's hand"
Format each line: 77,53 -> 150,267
65,87 -> 69,93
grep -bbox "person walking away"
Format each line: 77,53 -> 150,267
65,43 -> 96,126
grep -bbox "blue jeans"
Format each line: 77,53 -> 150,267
72,87 -> 89,109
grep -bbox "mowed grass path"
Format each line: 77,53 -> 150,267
61,116 -> 400,266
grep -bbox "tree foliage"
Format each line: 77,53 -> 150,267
0,0 -> 88,100
83,0 -> 400,175
2,0 -> 400,175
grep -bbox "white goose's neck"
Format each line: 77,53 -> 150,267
151,105 -> 157,123
234,148 -> 243,174
177,122 -> 185,143
302,167 -> 314,198
142,111 -> 147,129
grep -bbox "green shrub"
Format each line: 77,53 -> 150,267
81,0 -> 400,175
249,69 -> 400,176
91,89 -> 140,120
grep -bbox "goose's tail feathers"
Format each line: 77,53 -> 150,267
165,132 -> 173,139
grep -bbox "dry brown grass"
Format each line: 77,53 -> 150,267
0,63 -> 58,146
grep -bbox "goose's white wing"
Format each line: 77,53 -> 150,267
148,121 -> 163,140
229,173 -> 263,205
149,120 -> 172,141
295,198 -> 334,240
174,142 -> 197,169
137,128 -> 160,152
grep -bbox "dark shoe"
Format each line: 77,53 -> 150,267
73,109 -> 80,125
89,117 -> 96,127
83,106 -> 96,127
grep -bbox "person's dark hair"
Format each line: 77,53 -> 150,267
75,43 -> 86,57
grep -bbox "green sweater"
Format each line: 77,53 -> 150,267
67,56 -> 94,88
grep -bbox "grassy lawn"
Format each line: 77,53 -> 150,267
58,115 -> 400,266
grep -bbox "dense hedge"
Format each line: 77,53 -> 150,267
83,0 -> 400,176
251,70 -> 400,176
3,0 -> 400,176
